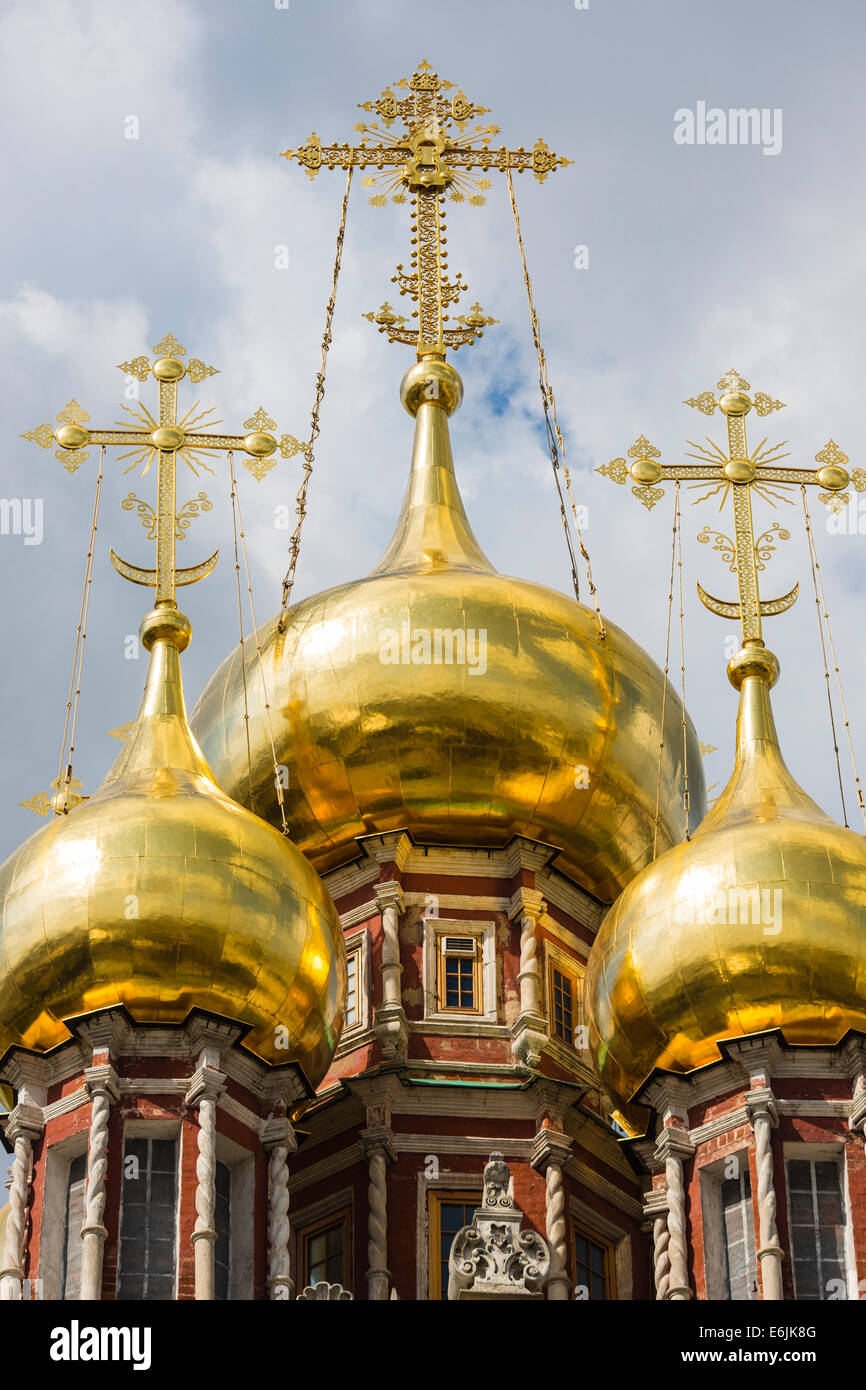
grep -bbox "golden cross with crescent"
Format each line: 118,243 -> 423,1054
281,58 -> 571,359
23,333 -> 302,607
597,370 -> 866,644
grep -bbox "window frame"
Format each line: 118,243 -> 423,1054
698,1149 -> 759,1301
543,939 -> 585,1059
548,962 -> 577,1045
422,918 -> 497,1024
299,1207 -> 352,1292
784,1147 -> 852,1301
436,935 -> 482,1015
335,927 -> 372,1054
428,1189 -> 480,1301
116,1130 -> 181,1302
572,1222 -> 615,1301
61,1151 -> 88,1301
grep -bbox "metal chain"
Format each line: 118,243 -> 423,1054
53,444 -> 105,816
228,449 -> 290,837
653,487 -> 679,860
505,167 -> 605,641
278,165 -> 353,632
228,450 -> 255,813
801,486 -> 866,829
675,484 -> 691,840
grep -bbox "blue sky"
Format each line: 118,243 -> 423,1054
2,0 -> 866,1170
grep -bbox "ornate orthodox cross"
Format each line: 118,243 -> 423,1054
280,58 -> 571,359
23,333 -> 300,606
597,370 -> 865,643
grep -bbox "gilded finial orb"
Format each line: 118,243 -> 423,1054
242,431 -> 278,458
719,390 -> 751,416
55,423 -> 90,450
726,642 -> 779,690
152,356 -> 186,382
139,605 -> 192,653
400,359 -> 463,417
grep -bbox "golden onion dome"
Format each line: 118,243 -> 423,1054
191,361 -> 705,903
0,606 -> 346,1086
585,643 -> 866,1112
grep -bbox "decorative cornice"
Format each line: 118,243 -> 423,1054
374,879 -> 406,915
261,1116 -> 298,1153
185,1065 -> 227,1109
745,1087 -> 778,1129
531,1127 -> 573,1173
509,888 -> 547,923
654,1127 -> 695,1165
84,1064 -> 120,1105
3,1102 -> 44,1144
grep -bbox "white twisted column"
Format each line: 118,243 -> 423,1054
186,1064 -> 226,1301
509,890 -> 548,1068
80,1065 -> 119,1300
0,1106 -> 42,1301
531,1125 -> 571,1299
262,1116 -> 297,1300
642,1187 -> 671,1300
361,1123 -> 395,1300
373,882 -> 408,1061
653,1216 -> 671,1300
746,1090 -> 784,1300
654,1128 -> 693,1300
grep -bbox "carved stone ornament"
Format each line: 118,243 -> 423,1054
447,1152 -> 551,1300
297,1282 -> 353,1300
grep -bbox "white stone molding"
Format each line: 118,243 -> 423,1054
447,1152 -> 551,1300
745,1088 -> 784,1301
530,1127 -> 572,1300
186,1063 -> 227,1301
262,1116 -> 297,1302
80,1064 -> 120,1301
373,880 -> 408,1060
297,1281 -> 352,1300
0,1105 -> 42,1300
654,1128 -> 694,1300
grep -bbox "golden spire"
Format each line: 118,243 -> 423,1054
281,58 -> 571,359
597,370 -> 866,654
371,360 -> 493,575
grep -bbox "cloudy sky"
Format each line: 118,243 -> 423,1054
2,0 -> 866,1151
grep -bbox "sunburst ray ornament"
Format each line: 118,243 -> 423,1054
280,59 -> 570,358
23,335 -> 294,486
596,372 -> 866,644
23,337 -> 299,602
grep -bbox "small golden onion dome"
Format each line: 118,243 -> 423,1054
585,645 -> 866,1115
0,607 -> 346,1086
191,362 -> 705,903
